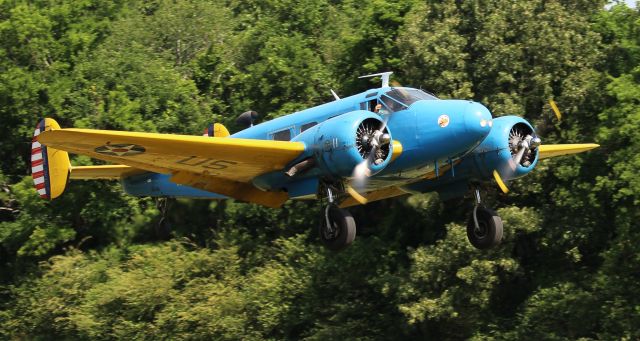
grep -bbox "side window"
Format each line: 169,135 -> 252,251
368,99 -> 377,111
271,129 -> 292,141
300,122 -> 317,132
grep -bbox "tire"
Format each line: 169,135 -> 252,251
319,205 -> 356,251
466,206 -> 503,249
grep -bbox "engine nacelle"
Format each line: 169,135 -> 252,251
469,116 -> 539,181
292,110 -> 394,178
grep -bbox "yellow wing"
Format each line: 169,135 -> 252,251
38,127 -> 306,207
538,144 -> 599,160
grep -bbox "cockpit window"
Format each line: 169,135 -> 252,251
384,88 -> 438,107
380,95 -> 405,113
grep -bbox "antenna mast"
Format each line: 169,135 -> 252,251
359,71 -> 393,88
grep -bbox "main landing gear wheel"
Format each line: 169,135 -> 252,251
467,206 -> 503,249
319,204 -> 356,251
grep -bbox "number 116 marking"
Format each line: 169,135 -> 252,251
176,156 -> 238,170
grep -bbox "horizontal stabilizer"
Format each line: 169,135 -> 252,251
70,165 -> 145,180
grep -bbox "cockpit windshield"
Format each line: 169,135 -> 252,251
384,88 -> 438,106
377,88 -> 437,113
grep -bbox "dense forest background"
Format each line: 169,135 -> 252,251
0,0 -> 639,339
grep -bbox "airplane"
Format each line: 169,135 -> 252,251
30,72 -> 598,251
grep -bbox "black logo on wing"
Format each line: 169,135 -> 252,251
95,144 -> 146,156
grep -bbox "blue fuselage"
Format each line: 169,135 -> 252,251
122,87 -> 496,199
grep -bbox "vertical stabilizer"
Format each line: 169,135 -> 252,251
202,122 -> 230,137
32,118 -> 70,199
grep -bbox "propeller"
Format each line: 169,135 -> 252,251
348,116 -> 391,203
492,125 -> 543,194
492,100 -> 556,194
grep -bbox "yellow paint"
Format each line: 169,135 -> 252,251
538,144 -> 599,160
214,123 -> 230,137
70,165 -> 144,180
549,100 -> 562,121
38,127 -> 306,183
42,118 -> 70,199
493,170 -> 509,194
170,171 -> 288,208
340,186 -> 408,208
390,140 -> 403,162
346,186 -> 369,205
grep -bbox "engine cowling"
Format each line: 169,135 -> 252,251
292,110 -> 394,178
469,116 -> 539,181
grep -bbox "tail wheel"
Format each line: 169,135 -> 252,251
319,205 -> 356,251
467,206 -> 503,249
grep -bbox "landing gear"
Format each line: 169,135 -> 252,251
467,189 -> 503,249
319,183 -> 356,251
319,204 -> 356,251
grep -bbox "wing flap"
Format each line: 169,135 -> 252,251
538,144 -> 599,160
170,171 -> 288,208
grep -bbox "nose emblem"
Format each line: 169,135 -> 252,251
438,114 -> 450,128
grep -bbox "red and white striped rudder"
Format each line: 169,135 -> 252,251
31,118 -> 70,200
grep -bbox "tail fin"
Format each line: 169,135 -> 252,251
31,118 -> 70,200
202,123 -> 230,137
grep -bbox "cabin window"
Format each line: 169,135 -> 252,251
271,129 -> 292,141
300,122 -> 317,132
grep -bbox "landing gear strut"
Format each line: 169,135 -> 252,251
319,184 -> 356,251
467,189 -> 503,249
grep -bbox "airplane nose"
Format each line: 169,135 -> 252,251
463,101 -> 492,139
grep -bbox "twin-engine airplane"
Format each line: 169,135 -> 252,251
31,72 -> 598,250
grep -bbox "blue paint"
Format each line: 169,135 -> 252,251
122,172 -> 226,199
404,116 -> 539,198
118,85 -> 514,201
285,177 -> 319,198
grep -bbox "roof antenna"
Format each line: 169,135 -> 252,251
330,89 -> 340,100
359,71 -> 393,88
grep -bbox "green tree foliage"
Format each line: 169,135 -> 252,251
1,0 -> 639,340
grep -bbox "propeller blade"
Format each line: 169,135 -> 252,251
513,145 -> 527,165
493,170 -> 510,194
353,155 -> 373,180
549,100 -> 562,121
346,186 -> 368,205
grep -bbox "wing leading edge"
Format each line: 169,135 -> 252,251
538,144 -> 599,159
